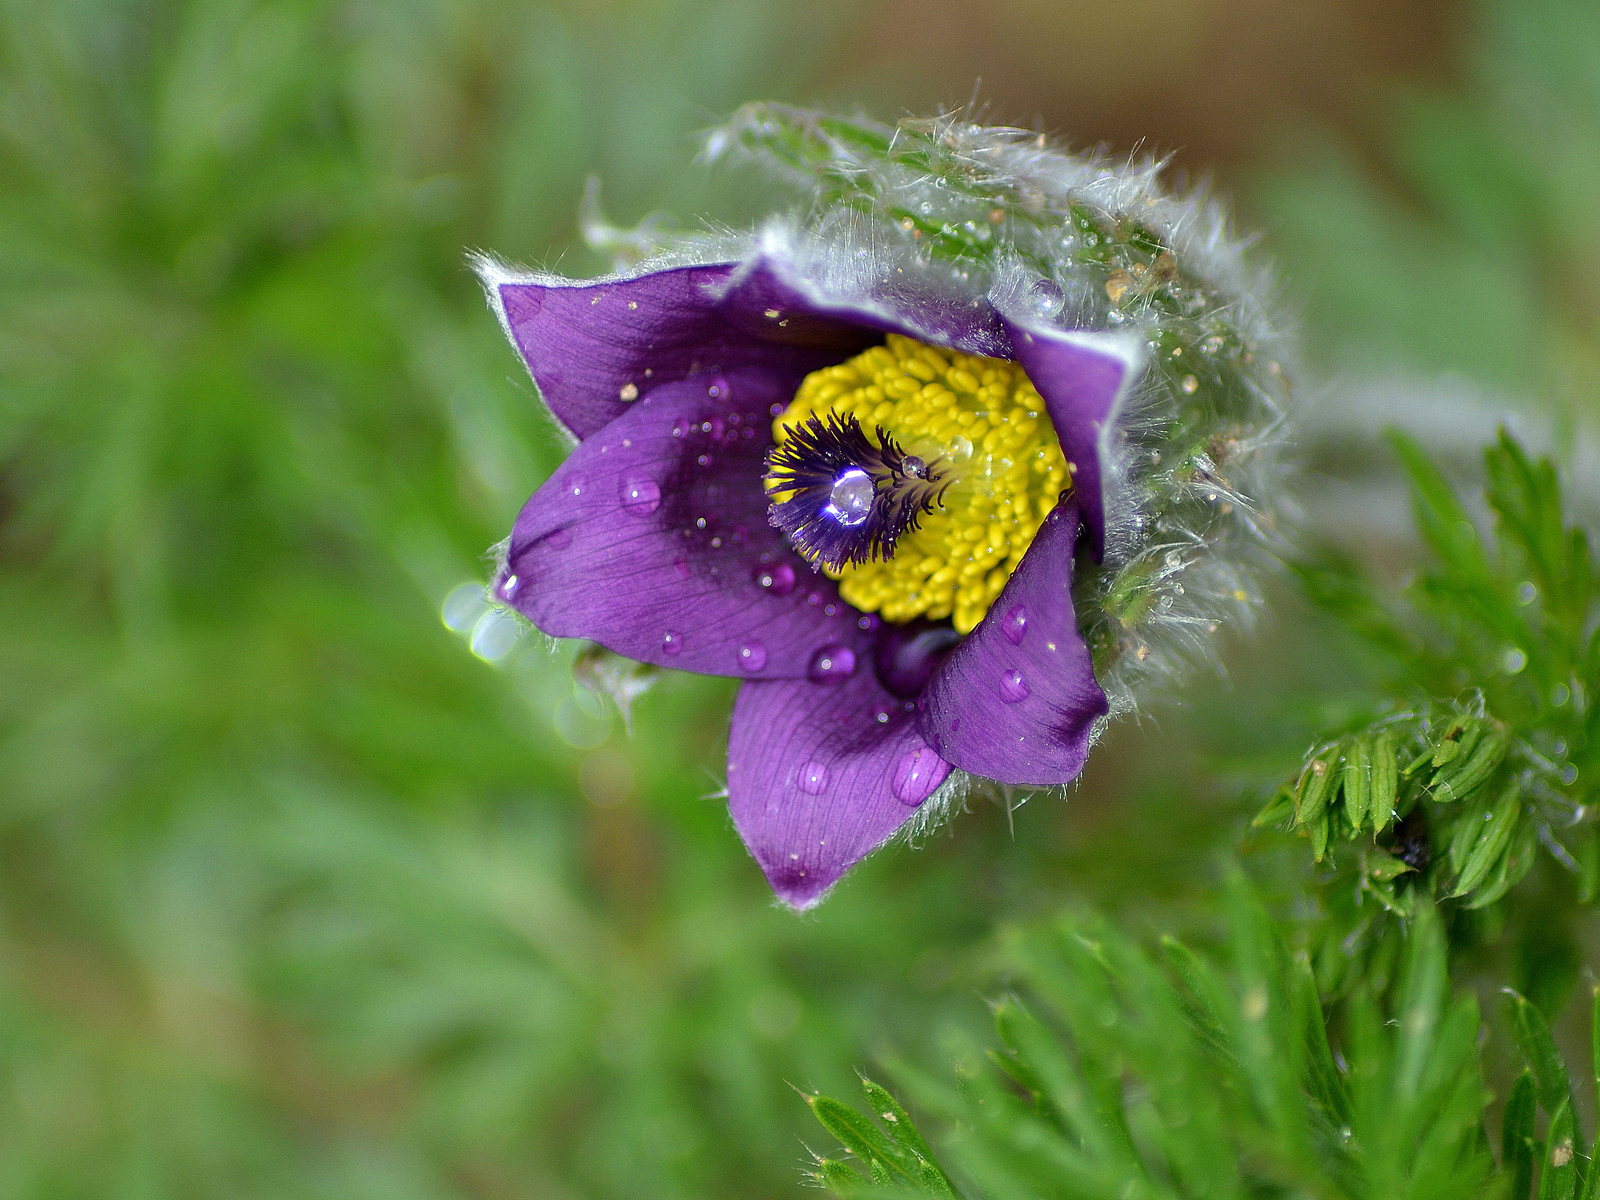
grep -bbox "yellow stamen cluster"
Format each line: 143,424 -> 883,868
773,334 -> 1070,634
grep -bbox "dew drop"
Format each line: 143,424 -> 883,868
827,468 -> 875,527
619,475 -> 660,516
891,746 -> 942,806
499,575 -> 518,599
755,561 -> 796,595
999,668 -> 1031,704
738,641 -> 768,672
707,376 -> 732,400
568,478 -> 586,498
796,760 -> 830,795
807,643 -> 856,685
857,613 -> 880,632
1000,604 -> 1028,645
662,631 -> 684,656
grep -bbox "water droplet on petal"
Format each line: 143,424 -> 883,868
707,376 -> 732,400
568,478 -> 585,498
857,613 -> 879,632
891,745 -> 942,806
738,641 -> 768,672
796,760 -> 830,795
755,561 -> 796,595
806,643 -> 855,685
619,475 -> 660,516
662,631 -> 683,655
1000,604 -> 1028,645
999,668 -> 1031,703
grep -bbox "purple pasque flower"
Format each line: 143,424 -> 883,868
477,242 -> 1146,909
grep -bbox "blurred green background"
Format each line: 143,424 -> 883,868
2,0 -> 1597,1196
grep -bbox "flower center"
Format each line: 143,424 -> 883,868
769,334 -> 1071,634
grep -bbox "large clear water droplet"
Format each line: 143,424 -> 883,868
1000,604 -> 1028,645
796,760 -> 830,795
737,640 -> 768,672
619,475 -> 660,515
755,561 -> 796,596
806,643 -> 855,685
826,468 -> 874,527
891,745 -> 941,806
999,668 -> 1031,704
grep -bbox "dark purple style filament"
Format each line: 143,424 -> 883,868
763,412 -> 950,572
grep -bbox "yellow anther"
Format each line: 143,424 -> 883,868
773,334 -> 1072,634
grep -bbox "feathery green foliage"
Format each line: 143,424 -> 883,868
810,903 -> 1600,1200
809,878 -> 1502,1199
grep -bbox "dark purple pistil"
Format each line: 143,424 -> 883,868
872,619 -> 964,699
764,411 -> 949,572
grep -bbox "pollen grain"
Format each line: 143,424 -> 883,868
774,334 -> 1070,634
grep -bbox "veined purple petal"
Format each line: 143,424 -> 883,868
496,369 -> 874,678
917,497 -> 1108,785
719,255 -> 1013,360
728,668 -> 952,910
1000,322 -> 1147,560
483,260 -> 877,441
479,252 -> 1019,442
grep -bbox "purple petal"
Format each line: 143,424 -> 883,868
495,368 -> 876,677
1000,322 -> 1147,560
483,260 -> 878,440
480,253 -> 1018,441
720,256 -> 1012,359
916,497 -> 1108,785
728,668 -> 952,909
